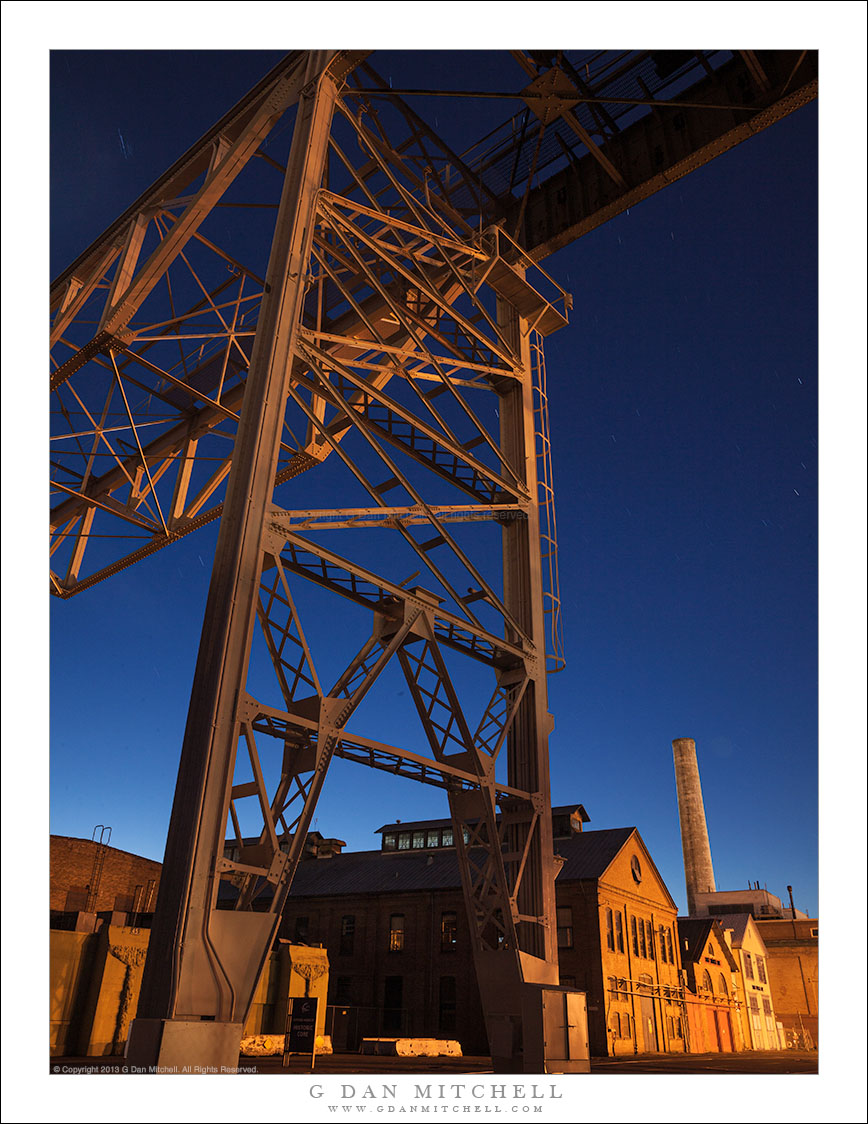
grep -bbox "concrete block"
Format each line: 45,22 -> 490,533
360,1038 -> 462,1057
239,1033 -> 333,1056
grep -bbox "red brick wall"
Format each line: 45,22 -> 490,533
50,836 -> 161,914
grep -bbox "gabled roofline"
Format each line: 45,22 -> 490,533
677,916 -> 740,972
710,912 -> 771,954
597,827 -> 679,912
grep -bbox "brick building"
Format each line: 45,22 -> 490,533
50,835 -> 161,925
678,916 -> 743,1052
51,808 -> 688,1059
713,912 -> 784,1050
272,807 -> 687,1058
755,917 -> 818,1047
551,825 -> 686,1056
279,832 -> 490,1051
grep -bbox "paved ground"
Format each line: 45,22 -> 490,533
51,1050 -> 817,1075
589,1050 -> 818,1074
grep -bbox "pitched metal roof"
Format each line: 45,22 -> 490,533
554,826 -> 636,881
289,847 -> 464,897
217,825 -> 641,905
677,916 -> 741,971
708,912 -> 751,945
675,916 -> 715,963
286,827 -> 637,900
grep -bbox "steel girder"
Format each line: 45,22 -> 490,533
84,51 -> 574,1070
52,47 -> 817,1071
49,50 -> 817,599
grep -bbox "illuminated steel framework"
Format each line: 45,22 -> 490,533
50,49 -> 817,1070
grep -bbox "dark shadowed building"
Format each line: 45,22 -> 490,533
275,807 -> 687,1057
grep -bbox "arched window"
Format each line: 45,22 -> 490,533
718,972 -> 728,996
702,969 -> 713,993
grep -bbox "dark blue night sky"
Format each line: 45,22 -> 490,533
48,48 -> 819,926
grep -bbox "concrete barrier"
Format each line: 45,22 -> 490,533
360,1038 -> 463,1057
240,1034 -> 333,1056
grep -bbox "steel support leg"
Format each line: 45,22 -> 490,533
127,59 -> 339,1069
471,304 -> 559,1072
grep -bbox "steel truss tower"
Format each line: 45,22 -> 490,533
51,48 -> 817,1071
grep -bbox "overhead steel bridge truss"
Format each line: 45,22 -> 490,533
50,48 -> 816,1070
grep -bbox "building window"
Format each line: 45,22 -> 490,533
383,834 -> 397,851
645,920 -> 655,960
762,996 -> 772,1017
397,833 -> 411,851
442,827 -> 453,847
293,916 -> 309,942
389,914 -> 405,952
638,919 -> 647,959
340,914 -> 355,956
440,911 -> 457,952
743,951 -> 754,980
439,976 -> 457,1034
718,973 -> 728,996
605,908 -> 614,951
614,910 -> 624,953
810,926 -> 818,938
666,929 -> 674,965
413,830 -> 426,848
631,916 -> 639,956
702,969 -> 713,994
749,996 -> 761,1029
557,906 -> 573,949
552,813 -> 570,838
427,829 -> 440,848
757,955 -> 767,984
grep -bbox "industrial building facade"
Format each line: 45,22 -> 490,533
678,917 -> 743,1052
50,835 -> 161,924
755,918 -> 818,1048
272,806 -> 688,1057
49,805 -> 809,1058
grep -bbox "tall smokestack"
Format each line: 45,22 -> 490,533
672,737 -> 716,915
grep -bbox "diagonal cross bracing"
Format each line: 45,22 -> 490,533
56,50 -> 581,1072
